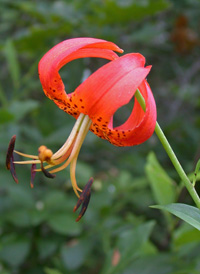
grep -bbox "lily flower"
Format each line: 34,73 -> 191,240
6,38 -> 156,221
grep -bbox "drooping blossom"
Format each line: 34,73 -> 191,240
6,38 -> 156,221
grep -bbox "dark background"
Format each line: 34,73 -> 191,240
0,0 -> 200,273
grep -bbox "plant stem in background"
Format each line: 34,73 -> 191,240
0,83 -> 8,107
135,89 -> 200,209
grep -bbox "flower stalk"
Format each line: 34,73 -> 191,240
135,89 -> 200,209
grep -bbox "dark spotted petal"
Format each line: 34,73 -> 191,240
6,135 -> 18,184
30,163 -> 36,188
41,161 -> 56,179
73,177 -> 93,222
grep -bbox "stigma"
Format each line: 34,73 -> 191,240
6,113 -> 93,221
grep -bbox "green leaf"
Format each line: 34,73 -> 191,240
0,235 -> 30,267
61,239 -> 91,270
173,223 -> 200,248
8,184 -> 34,208
0,109 -> 14,124
29,208 -> 48,226
37,239 -> 58,260
9,100 -> 40,121
4,39 -> 20,89
122,253 -> 174,274
152,203 -> 200,230
101,221 -> 155,274
44,267 -> 63,274
5,209 -> 31,227
145,152 -> 176,205
0,83 -> 8,107
43,190 -> 74,211
47,213 -> 81,236
102,0 -> 171,23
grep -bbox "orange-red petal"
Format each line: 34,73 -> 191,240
72,54 -> 150,120
39,38 -> 156,147
70,53 -> 156,146
108,80 -> 156,146
70,54 -> 156,146
38,37 -> 123,116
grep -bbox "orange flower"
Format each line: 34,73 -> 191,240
6,38 -> 156,220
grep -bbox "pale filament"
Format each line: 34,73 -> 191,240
70,156 -> 81,197
50,115 -> 92,174
52,113 -> 85,159
42,137 -> 76,170
12,113 -> 92,198
13,151 -> 39,159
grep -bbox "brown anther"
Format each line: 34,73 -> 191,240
6,135 -> 16,170
40,161 -> 56,179
6,135 -> 18,184
30,163 -> 36,188
73,177 -> 94,222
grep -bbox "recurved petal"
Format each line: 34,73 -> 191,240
109,80 -> 156,146
72,53 -> 150,126
38,38 -> 123,104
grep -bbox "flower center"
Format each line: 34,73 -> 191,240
8,113 -> 92,198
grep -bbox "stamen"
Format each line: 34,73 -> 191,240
70,156 -> 82,198
52,113 -> 85,159
14,160 -> 41,165
41,161 -> 56,179
47,137 -> 76,167
9,155 -> 18,184
6,135 -> 18,184
14,150 -> 39,160
30,163 -> 36,188
73,177 -> 94,222
33,138 -> 76,173
38,146 -> 53,164
50,115 -> 92,174
6,135 -> 16,170
6,114 -> 93,216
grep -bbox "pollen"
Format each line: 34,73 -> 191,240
38,146 -> 53,163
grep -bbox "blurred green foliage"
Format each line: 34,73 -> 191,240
0,0 -> 200,273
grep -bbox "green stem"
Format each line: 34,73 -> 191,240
135,89 -> 200,209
